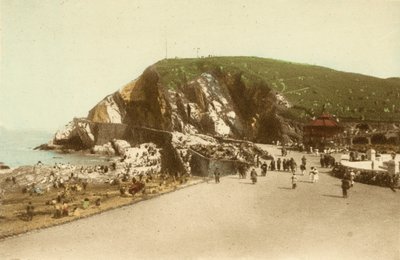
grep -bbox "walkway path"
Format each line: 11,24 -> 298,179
0,150 -> 399,260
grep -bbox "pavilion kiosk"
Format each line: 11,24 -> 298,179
303,113 -> 344,151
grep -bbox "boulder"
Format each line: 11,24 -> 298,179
75,120 -> 95,147
112,139 -> 131,156
54,121 -> 76,144
91,142 -> 116,155
0,164 -> 10,170
54,118 -> 95,148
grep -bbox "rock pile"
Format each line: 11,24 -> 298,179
190,141 -> 266,163
54,118 -> 95,148
1,141 -> 163,196
0,162 -> 10,170
113,143 -> 162,177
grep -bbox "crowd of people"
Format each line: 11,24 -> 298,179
320,154 -> 336,168
208,147 -> 380,200
210,148 -> 333,191
332,152 -> 399,193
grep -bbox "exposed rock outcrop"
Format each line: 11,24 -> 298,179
54,118 -> 95,149
78,67 -> 295,144
0,163 -> 10,170
91,142 -> 115,156
48,59 -> 311,174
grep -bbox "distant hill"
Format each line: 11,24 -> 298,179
155,56 -> 400,122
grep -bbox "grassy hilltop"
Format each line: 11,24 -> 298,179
155,56 -> 400,122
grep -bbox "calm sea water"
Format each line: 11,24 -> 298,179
0,128 -> 109,168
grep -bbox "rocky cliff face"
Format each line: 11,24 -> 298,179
54,61 -> 304,150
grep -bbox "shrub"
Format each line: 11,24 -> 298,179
331,165 -> 395,187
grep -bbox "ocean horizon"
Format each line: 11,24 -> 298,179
0,127 -> 109,168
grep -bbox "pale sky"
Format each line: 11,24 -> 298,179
1,0 -> 399,131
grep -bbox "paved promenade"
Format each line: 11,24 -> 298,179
1,150 -> 399,260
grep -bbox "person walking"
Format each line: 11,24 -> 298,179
309,167 -> 314,182
26,202 -> 34,221
270,159 -> 276,171
301,155 -> 307,167
261,162 -> 268,176
290,158 -> 297,174
291,173 -> 297,189
282,159 -> 287,171
256,155 -> 260,167
309,167 -> 318,183
312,167 -> 319,183
250,168 -> 257,184
341,174 -> 351,198
214,167 -> 221,183
277,158 -> 281,171
236,164 -> 243,179
349,169 -> 355,187
62,202 -> 69,216
300,163 -> 306,176
320,155 -> 325,168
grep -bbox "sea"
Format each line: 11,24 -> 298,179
0,127 -> 110,168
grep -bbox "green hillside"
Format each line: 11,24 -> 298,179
155,56 -> 400,122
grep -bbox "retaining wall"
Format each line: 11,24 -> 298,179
89,122 -> 131,145
189,149 -> 248,177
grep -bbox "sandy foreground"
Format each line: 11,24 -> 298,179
0,148 -> 399,260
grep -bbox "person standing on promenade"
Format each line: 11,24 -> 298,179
214,167 -> 220,184
349,169 -> 355,187
290,158 -> 297,174
291,173 -> 297,189
320,155 -> 325,168
282,159 -> 287,171
270,159 -> 276,171
250,168 -> 257,184
309,167 -> 319,183
301,155 -> 307,167
256,155 -> 260,167
341,174 -> 351,198
26,202 -> 35,221
312,167 -> 319,183
261,162 -> 268,176
277,158 -> 281,171
300,163 -> 306,176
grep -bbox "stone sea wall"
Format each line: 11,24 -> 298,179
90,122 -> 130,146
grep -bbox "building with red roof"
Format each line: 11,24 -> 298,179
303,113 -> 344,149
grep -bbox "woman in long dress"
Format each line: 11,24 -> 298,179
313,168 -> 319,183
300,163 -> 306,176
309,167 -> 315,182
309,167 -> 319,183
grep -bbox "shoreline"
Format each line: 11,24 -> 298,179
0,148 -> 115,170
1,142 -> 166,239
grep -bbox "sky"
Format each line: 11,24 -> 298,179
1,0 -> 399,131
